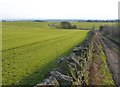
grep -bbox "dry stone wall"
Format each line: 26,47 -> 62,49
35,31 -> 95,87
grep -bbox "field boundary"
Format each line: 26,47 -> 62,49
35,31 -> 94,86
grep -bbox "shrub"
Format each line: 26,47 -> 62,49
60,22 -> 77,29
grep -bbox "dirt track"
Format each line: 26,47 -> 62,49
99,32 -> 119,86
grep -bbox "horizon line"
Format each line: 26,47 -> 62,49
1,18 -> 119,20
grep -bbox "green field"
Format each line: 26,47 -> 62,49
2,22 -> 89,85
2,21 -> 115,85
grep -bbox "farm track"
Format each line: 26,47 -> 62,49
2,32 -> 75,52
99,32 -> 119,86
2,33 -> 75,60
3,35 -> 73,57
107,37 -> 120,49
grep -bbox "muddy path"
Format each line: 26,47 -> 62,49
98,32 -> 119,86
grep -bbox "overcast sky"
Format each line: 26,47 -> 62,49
0,0 -> 119,20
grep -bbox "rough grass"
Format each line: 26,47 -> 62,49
99,45 -> 114,85
2,22 -> 89,85
89,35 -> 114,85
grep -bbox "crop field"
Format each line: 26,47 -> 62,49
2,22 -> 89,85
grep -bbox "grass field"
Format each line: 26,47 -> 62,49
2,22 -> 89,85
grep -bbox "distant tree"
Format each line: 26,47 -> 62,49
99,26 -> 104,31
60,22 -> 77,29
34,20 -> 45,22
60,22 -> 72,29
2,20 -> 6,22
72,25 -> 77,29
86,20 -> 92,22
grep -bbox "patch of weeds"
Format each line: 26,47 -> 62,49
99,45 -> 115,85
